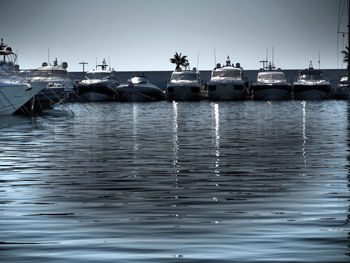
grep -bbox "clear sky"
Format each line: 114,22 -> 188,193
0,0 -> 346,71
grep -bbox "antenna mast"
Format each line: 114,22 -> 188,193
79,62 -> 88,72
318,50 -> 321,69
197,51 -> 199,70
214,48 -> 217,67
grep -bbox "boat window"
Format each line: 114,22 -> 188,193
86,72 -> 112,80
0,53 -> 16,69
212,70 -> 241,78
31,70 -> 68,78
171,73 -> 199,81
258,72 -> 285,81
299,72 -> 322,81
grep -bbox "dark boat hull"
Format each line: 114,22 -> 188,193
76,84 -> 117,102
207,83 -> 248,101
293,84 -> 330,100
251,84 -> 292,101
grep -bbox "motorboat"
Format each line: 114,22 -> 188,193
15,58 -> 76,115
293,63 -> 331,100
77,58 -> 119,101
166,68 -> 203,101
332,75 -> 350,99
207,56 -> 249,100
114,75 -> 165,102
0,38 -> 46,115
251,63 -> 292,101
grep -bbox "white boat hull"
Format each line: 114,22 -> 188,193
0,82 -> 46,115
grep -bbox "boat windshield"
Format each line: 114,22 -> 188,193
212,69 -> 241,78
171,72 -> 199,81
258,72 -> 285,81
32,69 -> 68,78
0,52 -> 16,70
86,72 -> 112,80
299,72 -> 322,81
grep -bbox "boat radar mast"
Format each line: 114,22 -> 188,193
309,60 -> 314,70
98,58 -> 108,70
0,38 -> 7,50
226,56 -> 231,66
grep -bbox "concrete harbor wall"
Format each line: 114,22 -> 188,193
68,69 -> 347,90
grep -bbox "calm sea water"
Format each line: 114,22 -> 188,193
0,101 -> 349,263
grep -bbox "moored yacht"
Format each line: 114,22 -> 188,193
251,63 -> 292,101
293,63 -> 331,100
207,56 -> 249,100
16,58 -> 76,115
167,52 -> 203,101
0,38 -> 46,115
114,75 -> 165,102
166,68 -> 202,101
77,58 -> 119,101
332,75 -> 350,99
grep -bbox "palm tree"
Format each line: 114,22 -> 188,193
342,46 -> 349,69
170,52 -> 188,70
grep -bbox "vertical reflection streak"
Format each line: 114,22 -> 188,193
213,102 -> 220,177
132,103 -> 138,177
302,101 -> 307,167
172,102 -> 179,188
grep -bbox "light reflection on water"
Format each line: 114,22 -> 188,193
0,101 -> 349,262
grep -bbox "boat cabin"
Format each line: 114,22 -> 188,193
171,69 -> 200,82
297,69 -> 323,81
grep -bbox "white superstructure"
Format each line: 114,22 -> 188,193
0,38 -> 45,115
